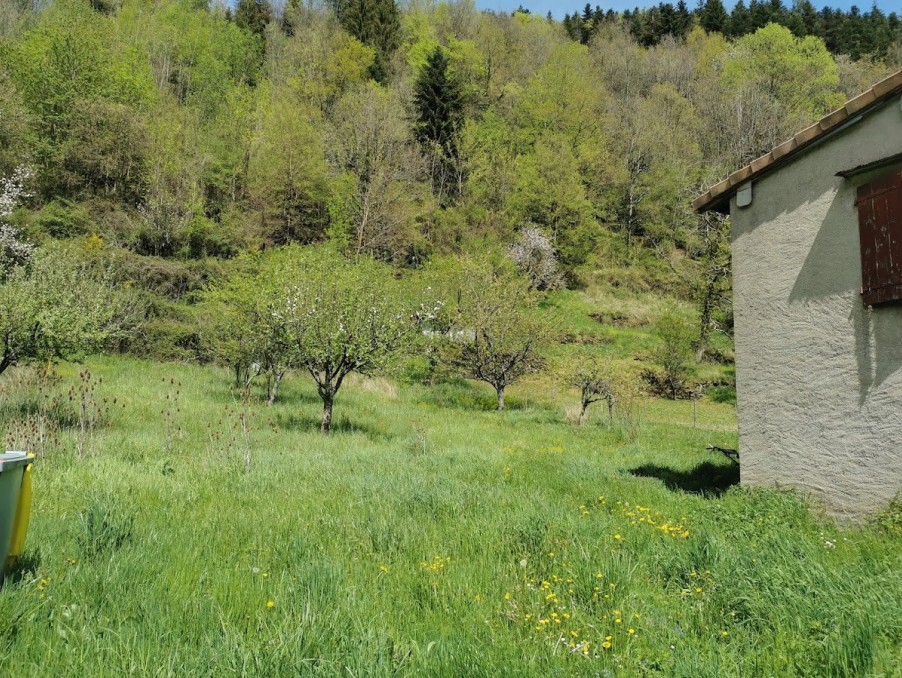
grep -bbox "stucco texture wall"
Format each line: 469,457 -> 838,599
730,99 -> 902,521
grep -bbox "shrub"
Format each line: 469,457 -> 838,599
651,312 -> 696,399
506,225 -> 565,291
32,198 -> 92,239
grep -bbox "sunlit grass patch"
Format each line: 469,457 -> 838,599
0,356 -> 898,676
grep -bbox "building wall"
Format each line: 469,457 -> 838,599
730,99 -> 902,521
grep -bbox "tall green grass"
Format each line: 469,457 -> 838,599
0,357 -> 899,676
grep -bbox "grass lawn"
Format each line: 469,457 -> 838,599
0,356 -> 900,676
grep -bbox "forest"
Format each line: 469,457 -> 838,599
1,0 -> 899,377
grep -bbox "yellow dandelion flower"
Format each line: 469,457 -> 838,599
266,600 -> 275,608
628,628 -> 636,635
601,640 -> 612,650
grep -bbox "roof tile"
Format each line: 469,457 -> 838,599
872,71 -> 902,98
693,69 -> 902,213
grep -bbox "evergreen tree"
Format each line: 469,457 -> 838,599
766,0 -> 788,25
592,6 -> 606,27
659,4 -> 677,40
675,0 -> 692,36
563,13 -> 581,40
414,47 -> 464,203
793,0 -> 823,38
581,3 -> 595,44
729,0 -> 751,36
699,0 -> 729,34
234,0 -> 272,42
748,0 -> 770,30
331,0 -> 401,83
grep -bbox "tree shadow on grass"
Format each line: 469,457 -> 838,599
2,552 -> 41,587
628,462 -> 739,496
416,379 -> 547,414
275,413 -> 394,441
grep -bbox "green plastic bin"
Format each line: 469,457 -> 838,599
1,451 -> 33,580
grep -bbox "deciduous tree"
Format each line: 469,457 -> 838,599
571,356 -> 618,425
0,247 -> 135,378
441,256 -> 547,411
272,247 -> 437,431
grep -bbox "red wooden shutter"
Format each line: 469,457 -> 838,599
856,170 -> 902,305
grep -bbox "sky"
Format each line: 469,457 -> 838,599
472,0 -> 901,19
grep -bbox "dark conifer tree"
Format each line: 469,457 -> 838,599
413,47 -> 464,204
659,3 -> 676,38
580,3 -> 596,44
331,0 -> 401,83
729,0 -> 751,36
748,0 -> 769,30
563,13 -> 581,40
699,0 -> 729,34
766,0 -> 788,26
675,0 -> 692,36
235,0 -> 272,42
592,5 -> 606,27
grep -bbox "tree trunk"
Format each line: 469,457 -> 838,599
496,385 -> 506,412
607,397 -> 614,422
267,371 -> 284,407
578,401 -> 588,425
321,395 -> 334,433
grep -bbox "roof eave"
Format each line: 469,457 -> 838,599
693,69 -> 902,214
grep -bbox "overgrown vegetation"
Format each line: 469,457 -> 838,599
0,1 -> 900,672
0,0 -> 897,370
0,357 -> 898,675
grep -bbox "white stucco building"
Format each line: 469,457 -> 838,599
694,70 -> 902,521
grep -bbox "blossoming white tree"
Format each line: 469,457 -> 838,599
506,225 -> 564,291
0,167 -> 33,273
0,246 -> 135,377
271,246 -> 438,432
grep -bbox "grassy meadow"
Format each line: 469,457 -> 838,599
0,289 -> 900,676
